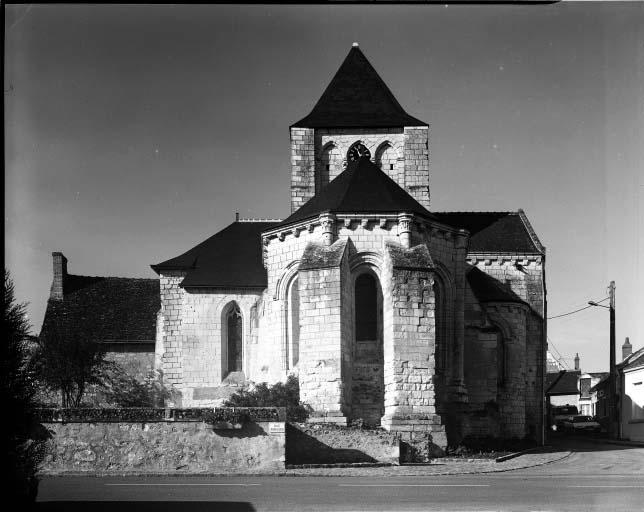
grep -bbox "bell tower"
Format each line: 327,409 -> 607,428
289,43 -> 430,213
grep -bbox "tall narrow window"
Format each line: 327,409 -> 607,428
497,332 -> 506,387
287,276 -> 300,368
353,271 -> 384,425
355,273 -> 378,341
227,303 -> 243,372
433,280 -> 446,374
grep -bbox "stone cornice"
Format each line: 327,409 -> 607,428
467,253 -> 544,266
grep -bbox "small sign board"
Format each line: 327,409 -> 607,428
268,422 -> 285,434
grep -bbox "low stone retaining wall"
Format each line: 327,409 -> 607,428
38,408 -> 285,474
286,423 -> 400,465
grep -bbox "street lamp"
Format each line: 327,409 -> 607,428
588,281 -> 617,439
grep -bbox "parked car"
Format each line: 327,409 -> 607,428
561,415 -> 601,434
550,405 -> 579,431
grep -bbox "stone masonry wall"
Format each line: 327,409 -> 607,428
158,271 -> 187,391
297,248 -> 348,423
403,127 -> 430,209
463,255 -> 545,441
290,127 -> 316,213
158,271 -> 268,407
291,126 -> 430,211
315,128 -> 405,187
179,289 -> 263,407
381,243 -> 446,448
41,420 -> 285,474
490,303 -> 528,438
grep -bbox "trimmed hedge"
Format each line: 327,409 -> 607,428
36,407 -> 285,424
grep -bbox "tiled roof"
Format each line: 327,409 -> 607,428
292,45 -> 426,128
151,221 -> 279,289
278,157 -> 435,227
546,370 -> 581,395
466,266 -> 527,305
433,211 -> 543,254
40,275 -> 159,343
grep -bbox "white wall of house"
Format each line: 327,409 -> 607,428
621,366 -> 644,442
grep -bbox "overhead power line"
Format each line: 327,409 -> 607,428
547,297 -> 608,320
547,336 -> 570,369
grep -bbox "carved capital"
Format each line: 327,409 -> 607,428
397,212 -> 413,234
319,213 -> 336,246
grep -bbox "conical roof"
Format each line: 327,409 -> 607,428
292,45 -> 426,128
277,157 -> 434,227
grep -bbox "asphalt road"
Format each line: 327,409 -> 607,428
36,439 -> 644,512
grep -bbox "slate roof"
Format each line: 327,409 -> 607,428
546,370 -> 581,395
277,157 -> 435,227
466,266 -> 527,305
292,45 -> 426,128
40,275 -> 159,343
433,211 -> 543,254
151,221 -> 279,289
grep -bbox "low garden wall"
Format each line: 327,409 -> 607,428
286,423 -> 400,465
38,407 -> 286,474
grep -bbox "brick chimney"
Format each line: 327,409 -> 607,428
574,353 -> 580,371
622,337 -> 633,361
50,252 -> 68,300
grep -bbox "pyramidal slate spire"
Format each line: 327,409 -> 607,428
292,45 -> 426,128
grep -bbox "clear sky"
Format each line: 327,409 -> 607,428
5,3 -> 643,373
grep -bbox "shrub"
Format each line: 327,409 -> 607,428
32,319 -> 109,408
99,367 -> 176,408
2,270 -> 49,502
224,375 -> 311,422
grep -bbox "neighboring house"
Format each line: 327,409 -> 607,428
546,370 -> 581,410
45,44 -> 548,446
620,347 -> 644,442
40,253 -> 159,381
578,372 -> 609,417
546,350 -> 566,373
591,340 -> 644,441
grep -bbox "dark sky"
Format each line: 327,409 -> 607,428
5,3 -> 643,372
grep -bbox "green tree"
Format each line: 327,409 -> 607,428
2,270 -> 48,502
33,316 -> 109,408
224,375 -> 311,422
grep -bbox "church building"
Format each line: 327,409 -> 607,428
44,44 -> 547,447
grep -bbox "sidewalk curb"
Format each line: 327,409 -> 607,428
39,451 -> 572,478
495,445 -> 549,463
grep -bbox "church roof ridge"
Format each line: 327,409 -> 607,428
433,210 -> 520,214
277,157 -> 435,228
433,211 -> 543,254
65,273 -> 158,282
292,45 -> 426,128
238,217 -> 283,223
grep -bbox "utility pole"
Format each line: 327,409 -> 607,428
608,281 -> 617,439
